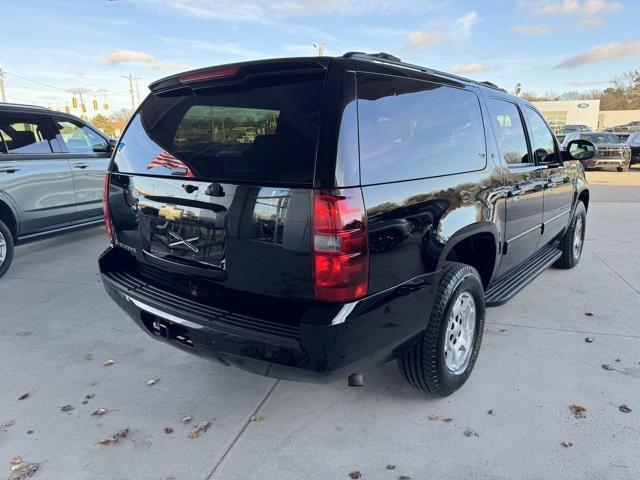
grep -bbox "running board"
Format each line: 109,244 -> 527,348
486,245 -> 562,307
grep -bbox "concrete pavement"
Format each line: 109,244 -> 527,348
1,181 -> 638,480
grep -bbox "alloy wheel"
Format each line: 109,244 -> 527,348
444,291 -> 476,375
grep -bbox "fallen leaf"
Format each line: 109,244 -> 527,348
584,312 -> 594,317
91,408 -> 107,416
569,405 -> 587,418
427,415 -> 439,421
26,430 -> 34,435
85,353 -> 93,361
386,464 -> 396,470
250,415 -> 262,422
562,441 -> 573,448
348,472 -> 362,479
584,337 -> 593,343
188,421 -> 211,439
615,358 -> 622,363
85,394 -> 95,399
103,359 -> 115,366
9,459 -> 40,479
147,379 -> 158,385
181,416 -> 193,424
99,428 -> 129,445
60,405 -> 74,412
602,364 -> 614,371
2,420 -> 15,428
487,409 -> 494,415
619,404 -> 632,413
164,427 -> 173,434
463,428 -> 479,437
10,456 -> 22,466
399,476 -> 411,480
442,418 -> 453,423
18,393 -> 29,401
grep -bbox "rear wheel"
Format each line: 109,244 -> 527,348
556,201 -> 586,269
398,263 -> 485,397
0,220 -> 15,279
617,164 -> 630,172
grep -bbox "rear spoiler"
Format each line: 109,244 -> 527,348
149,57 -> 330,95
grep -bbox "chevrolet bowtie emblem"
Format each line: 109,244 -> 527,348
168,231 -> 199,253
158,205 -> 183,222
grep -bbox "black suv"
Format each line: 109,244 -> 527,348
99,53 -> 595,396
0,103 -> 114,278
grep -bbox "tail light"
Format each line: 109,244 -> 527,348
312,188 -> 369,302
103,172 -> 116,246
180,67 -> 239,84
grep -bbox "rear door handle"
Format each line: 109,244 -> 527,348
73,163 -> 90,169
0,166 -> 20,173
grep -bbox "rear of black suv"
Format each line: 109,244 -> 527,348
100,57 -> 439,382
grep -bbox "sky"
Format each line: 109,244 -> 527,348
1,0 -> 639,114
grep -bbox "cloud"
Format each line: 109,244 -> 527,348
554,41 -> 640,68
157,37 -> 265,59
567,79 -> 613,87
449,11 -> 478,40
518,0 -> 621,15
102,50 -> 186,71
138,0 -> 436,23
450,63 -> 492,74
404,31 -> 444,50
510,24 -> 550,35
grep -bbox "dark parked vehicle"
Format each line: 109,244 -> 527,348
0,103 -> 114,278
610,120 -> 640,133
563,124 -> 591,134
561,132 -> 631,171
626,132 -> 640,164
99,53 -> 594,396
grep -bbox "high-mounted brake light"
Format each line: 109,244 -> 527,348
312,188 -> 369,302
103,172 -> 116,246
180,67 -> 240,84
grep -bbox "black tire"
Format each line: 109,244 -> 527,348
556,201 -> 586,269
617,164 -> 630,172
397,263 -> 485,397
0,219 -> 15,279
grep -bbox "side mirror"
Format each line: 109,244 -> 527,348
565,139 -> 597,161
92,143 -> 110,153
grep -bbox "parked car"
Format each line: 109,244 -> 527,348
0,103 -> 114,278
626,132 -> 640,165
563,124 -> 591,134
610,120 -> 640,133
561,132 -> 631,171
99,53 -> 594,397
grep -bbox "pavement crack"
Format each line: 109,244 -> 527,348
206,379 -> 279,480
586,245 -> 640,296
487,321 -> 640,339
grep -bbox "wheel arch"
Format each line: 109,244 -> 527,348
437,222 -> 500,288
0,197 -> 18,239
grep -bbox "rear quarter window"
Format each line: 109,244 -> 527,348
357,73 -> 486,185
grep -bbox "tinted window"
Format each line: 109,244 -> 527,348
580,133 -> 619,144
54,117 -> 107,154
114,73 -> 325,184
488,99 -> 530,165
357,74 -> 486,184
0,114 -> 53,154
524,107 -> 557,164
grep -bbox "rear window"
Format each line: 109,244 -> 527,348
357,73 -> 486,185
114,72 -> 326,185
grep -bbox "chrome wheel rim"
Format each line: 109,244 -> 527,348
0,230 -> 6,265
573,216 -> 584,259
444,291 -> 476,375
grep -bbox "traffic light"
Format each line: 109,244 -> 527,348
65,105 -> 70,113
81,103 -> 87,113
72,97 -> 78,109
103,102 -> 110,110
93,99 -> 98,110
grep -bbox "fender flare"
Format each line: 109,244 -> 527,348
0,191 -> 20,236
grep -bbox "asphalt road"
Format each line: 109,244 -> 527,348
1,171 -> 639,480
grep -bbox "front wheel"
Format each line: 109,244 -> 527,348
397,263 -> 485,397
0,220 -> 15,279
556,201 -> 586,269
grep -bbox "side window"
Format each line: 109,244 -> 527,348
524,107 -> 558,164
357,73 -> 486,184
488,99 -> 530,165
0,129 -> 8,153
53,117 -> 107,154
0,114 -> 54,154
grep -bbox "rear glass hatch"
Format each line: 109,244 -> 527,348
108,59 -> 330,309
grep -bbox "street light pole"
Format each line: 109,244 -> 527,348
122,73 -> 141,110
0,67 -> 7,102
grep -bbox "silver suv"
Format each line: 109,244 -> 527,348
0,103 -> 113,278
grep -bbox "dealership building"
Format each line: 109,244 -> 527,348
532,99 -> 640,133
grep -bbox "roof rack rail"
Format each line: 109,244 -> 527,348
0,102 -> 49,110
342,51 -> 506,92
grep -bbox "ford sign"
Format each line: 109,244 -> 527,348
577,103 -> 590,108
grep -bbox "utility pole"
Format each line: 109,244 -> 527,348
312,42 -> 327,56
0,66 -> 7,102
122,73 -> 141,110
